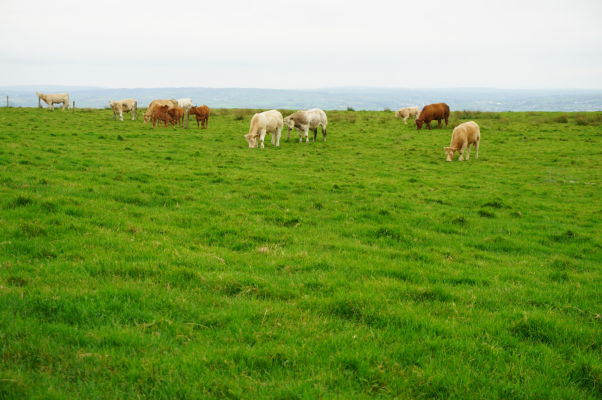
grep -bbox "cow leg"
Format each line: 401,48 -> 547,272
475,139 -> 480,159
119,111 -> 124,121
259,129 -> 266,148
304,127 -> 310,143
313,128 -> 318,142
275,127 -> 282,147
323,126 -> 327,141
465,145 -> 471,160
403,116 -> 408,124
458,143 -> 467,161
444,116 -> 449,127
437,119 -> 442,128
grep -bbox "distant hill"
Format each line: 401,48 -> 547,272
1,86 -> 601,111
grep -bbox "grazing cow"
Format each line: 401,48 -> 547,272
189,105 -> 210,129
144,99 -> 179,123
395,106 -> 420,124
109,98 -> 137,121
167,107 -> 185,127
416,103 -> 450,130
151,105 -> 175,128
444,121 -> 480,161
283,108 -> 328,142
244,110 -> 283,148
36,92 -> 70,110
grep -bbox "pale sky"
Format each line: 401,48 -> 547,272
1,0 -> 601,89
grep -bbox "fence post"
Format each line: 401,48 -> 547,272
6,96 -> 8,107
38,97 -> 41,108
184,109 -> 189,129
72,101 -> 75,112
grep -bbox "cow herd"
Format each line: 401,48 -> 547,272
35,92 -> 479,161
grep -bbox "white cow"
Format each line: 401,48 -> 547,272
175,98 -> 193,110
109,98 -> 137,121
395,106 -> 420,124
283,108 -> 328,142
244,110 -> 283,148
444,121 -> 480,161
36,92 -> 70,110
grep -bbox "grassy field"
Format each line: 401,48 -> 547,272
0,107 -> 601,399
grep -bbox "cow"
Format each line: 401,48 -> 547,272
444,121 -> 480,161
395,106 -> 420,124
175,98 -> 193,110
108,98 -> 137,121
416,103 -> 450,130
167,107 -> 185,127
189,105 -> 210,129
144,99 -> 179,123
36,92 -> 70,110
283,108 -> 328,142
151,105 -> 175,128
244,110 -> 283,148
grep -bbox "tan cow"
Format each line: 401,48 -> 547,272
395,106 -> 420,124
244,110 -> 283,148
144,99 -> 179,123
109,98 -> 137,121
36,92 -> 70,110
283,108 -> 328,142
444,121 -> 480,161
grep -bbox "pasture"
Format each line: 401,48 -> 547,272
0,108 -> 601,399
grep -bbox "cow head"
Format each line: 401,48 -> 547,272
415,119 -> 424,130
244,133 -> 258,148
283,116 -> 295,130
444,146 -> 456,161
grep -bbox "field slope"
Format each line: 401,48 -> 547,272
1,108 -> 601,399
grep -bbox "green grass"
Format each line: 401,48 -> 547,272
0,107 -> 601,399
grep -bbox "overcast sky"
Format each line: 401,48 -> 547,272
1,0 -> 601,89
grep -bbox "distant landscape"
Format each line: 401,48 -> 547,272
2,86 -> 602,111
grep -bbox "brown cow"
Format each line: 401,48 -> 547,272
416,103 -> 450,130
151,105 -> 174,128
189,105 -> 210,129
167,107 -> 185,127
144,99 -> 179,123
